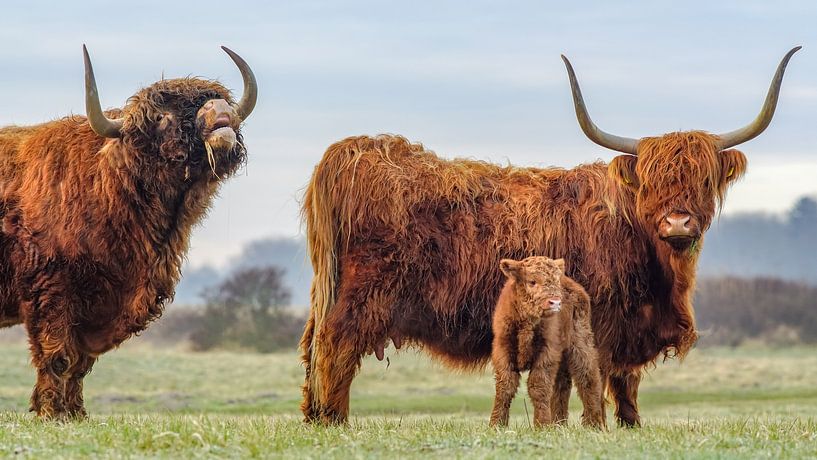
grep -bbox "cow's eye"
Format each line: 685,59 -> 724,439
528,280 -> 536,287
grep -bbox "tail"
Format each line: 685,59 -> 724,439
299,140 -> 351,416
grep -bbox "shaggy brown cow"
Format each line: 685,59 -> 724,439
300,47 -> 799,426
0,45 -> 257,418
490,256 -> 604,429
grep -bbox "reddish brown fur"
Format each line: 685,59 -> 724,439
0,78 -> 247,418
489,256 -> 604,429
300,132 -> 747,425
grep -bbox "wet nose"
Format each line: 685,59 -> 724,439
666,214 -> 690,232
662,212 -> 695,237
548,298 -> 562,309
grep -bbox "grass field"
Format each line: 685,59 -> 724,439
1,341 -> 816,458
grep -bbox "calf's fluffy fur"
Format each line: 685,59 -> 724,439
490,256 -> 605,428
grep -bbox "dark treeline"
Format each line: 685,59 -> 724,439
699,196 -> 817,284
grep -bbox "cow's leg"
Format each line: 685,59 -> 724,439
527,347 -> 561,428
609,371 -> 641,427
62,353 -> 96,417
313,284 -> 394,424
27,314 -> 93,419
549,353 -> 571,425
313,308 -> 368,424
302,246 -> 401,424
489,348 -> 520,427
299,308 -> 319,422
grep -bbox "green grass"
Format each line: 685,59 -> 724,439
1,342 -> 816,458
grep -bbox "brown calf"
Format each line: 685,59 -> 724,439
490,256 -> 605,429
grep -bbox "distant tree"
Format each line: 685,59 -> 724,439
173,265 -> 223,306
699,194 -> 817,285
785,197 -> 817,280
173,237 -> 311,307
789,197 -> 817,230
205,266 -> 291,312
190,266 -> 305,352
227,237 -> 311,308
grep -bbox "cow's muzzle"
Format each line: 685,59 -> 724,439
658,211 -> 700,250
197,99 -> 239,152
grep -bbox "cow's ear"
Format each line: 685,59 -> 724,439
608,155 -> 639,189
553,258 -> 566,272
500,259 -> 522,280
719,149 -> 747,186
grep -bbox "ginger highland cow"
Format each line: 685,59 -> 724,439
490,256 -> 604,429
0,46 -> 257,419
300,47 -> 799,426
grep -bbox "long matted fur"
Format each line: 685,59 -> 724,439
0,78 -> 247,418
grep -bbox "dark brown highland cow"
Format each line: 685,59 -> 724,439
300,47 -> 799,426
490,257 -> 604,429
0,45 -> 256,418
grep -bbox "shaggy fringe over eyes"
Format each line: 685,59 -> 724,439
634,131 -> 746,230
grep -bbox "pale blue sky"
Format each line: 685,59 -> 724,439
1,1 -> 815,267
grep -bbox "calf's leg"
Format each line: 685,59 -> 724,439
489,350 -> 520,427
527,347 -> 561,428
549,354 -> 571,425
567,337 -> 606,429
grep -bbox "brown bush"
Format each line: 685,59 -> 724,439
695,277 -> 817,346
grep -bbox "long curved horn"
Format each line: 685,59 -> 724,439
83,45 -> 123,138
716,46 -> 801,150
562,55 -> 639,155
221,46 -> 257,120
